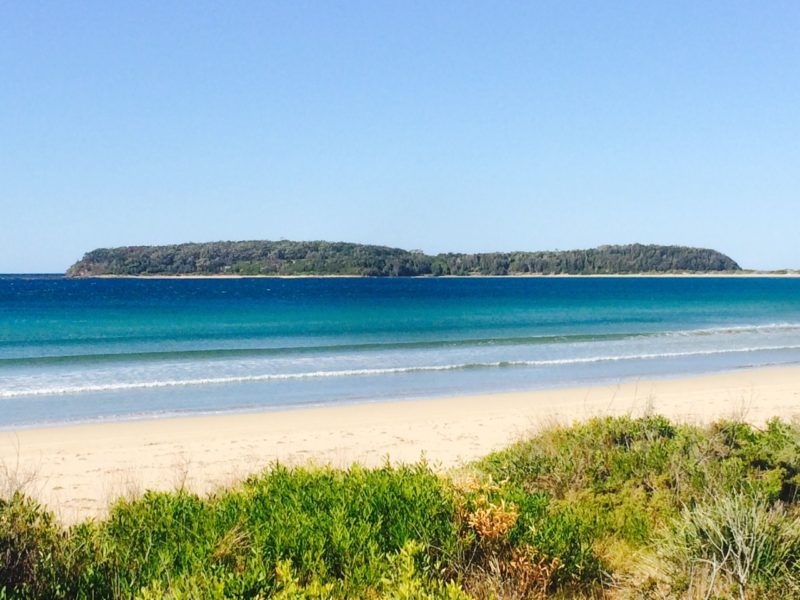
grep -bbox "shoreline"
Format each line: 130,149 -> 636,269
47,271 -> 800,279
2,364 -> 799,524
7,271 -> 800,279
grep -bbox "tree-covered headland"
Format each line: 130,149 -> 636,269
66,241 -> 741,277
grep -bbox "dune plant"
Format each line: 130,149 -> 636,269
658,491 -> 800,599
0,493 -> 62,598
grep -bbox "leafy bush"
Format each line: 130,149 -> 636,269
2,464 -> 464,599
456,476 -> 604,594
0,493 -> 62,598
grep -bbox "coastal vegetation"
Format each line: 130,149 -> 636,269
65,241 -> 741,277
3,415 -> 800,598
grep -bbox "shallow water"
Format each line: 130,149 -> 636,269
2,276 -> 799,427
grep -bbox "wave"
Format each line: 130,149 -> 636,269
4,323 -> 800,367
3,344 -> 800,399
660,323 -> 800,337
0,332 -> 645,366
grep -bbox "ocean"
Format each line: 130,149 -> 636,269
1,276 -> 799,428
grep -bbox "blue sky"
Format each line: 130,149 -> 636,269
2,2 -> 798,272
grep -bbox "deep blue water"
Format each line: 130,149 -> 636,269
1,276 -> 799,427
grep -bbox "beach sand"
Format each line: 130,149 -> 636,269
2,365 -> 799,524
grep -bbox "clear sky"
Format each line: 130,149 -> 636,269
2,2 -> 798,272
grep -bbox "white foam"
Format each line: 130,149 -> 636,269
661,323 -> 800,337
3,343 -> 800,399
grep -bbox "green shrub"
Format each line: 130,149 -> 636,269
456,477 -> 604,593
1,463 -> 463,598
0,493 -> 65,599
209,463 -> 463,595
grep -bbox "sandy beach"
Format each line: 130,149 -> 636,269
2,364 -> 799,524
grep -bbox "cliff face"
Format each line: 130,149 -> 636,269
66,240 -> 741,277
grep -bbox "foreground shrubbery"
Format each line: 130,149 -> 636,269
477,415 -> 800,597
2,416 -> 800,598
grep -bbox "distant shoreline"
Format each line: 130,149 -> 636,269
60,271 -> 800,279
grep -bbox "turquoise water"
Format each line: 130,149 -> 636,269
1,276 -> 800,427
